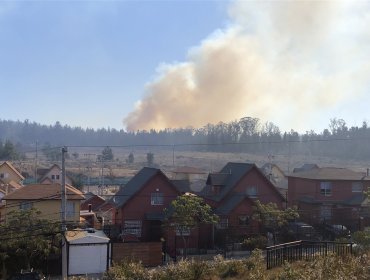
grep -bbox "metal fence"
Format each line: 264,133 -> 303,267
266,240 -> 353,269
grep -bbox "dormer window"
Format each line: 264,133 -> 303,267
246,186 -> 258,198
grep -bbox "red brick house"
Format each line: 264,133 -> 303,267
287,167 -> 370,230
201,162 -> 286,246
81,192 -> 106,212
109,167 -> 193,254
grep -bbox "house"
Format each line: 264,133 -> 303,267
260,163 -> 288,196
287,167 -> 370,230
0,161 -> 24,184
2,183 -> 85,223
292,163 -> 319,173
0,179 -> 22,194
201,162 -> 286,245
63,229 -> 111,276
109,167 -> 181,242
171,166 -> 207,192
37,164 -> 72,185
81,192 -> 106,212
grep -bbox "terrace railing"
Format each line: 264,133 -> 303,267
266,240 -> 353,269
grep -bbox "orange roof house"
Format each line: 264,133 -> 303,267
3,183 -> 85,224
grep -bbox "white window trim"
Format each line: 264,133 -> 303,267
320,182 -> 332,196
352,182 -> 363,193
123,220 -> 142,237
151,192 -> 164,205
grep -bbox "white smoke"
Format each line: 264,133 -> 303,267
124,0 -> 370,132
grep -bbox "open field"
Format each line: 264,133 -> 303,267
18,146 -> 370,180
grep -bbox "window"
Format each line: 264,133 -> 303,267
66,201 -> 75,217
238,215 -> 249,226
352,182 -> 363,193
246,186 -> 258,198
56,175 -> 60,180
320,182 -> 332,196
51,175 -> 55,180
123,220 -> 142,237
320,205 -> 332,222
151,192 -> 164,205
20,201 -> 33,210
216,218 -> 228,229
176,226 -> 190,236
0,173 -> 3,178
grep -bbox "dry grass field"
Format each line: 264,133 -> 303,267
18,146 -> 370,180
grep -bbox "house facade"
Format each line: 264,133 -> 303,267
288,167 -> 370,230
2,183 -> 84,223
110,167 -> 181,241
202,162 -> 286,246
37,164 -> 72,185
0,161 -> 24,184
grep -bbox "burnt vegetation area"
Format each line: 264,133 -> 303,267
0,117 -> 369,160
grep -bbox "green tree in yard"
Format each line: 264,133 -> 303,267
252,200 -> 299,244
101,146 -> 114,161
0,209 -> 61,278
164,193 -> 219,258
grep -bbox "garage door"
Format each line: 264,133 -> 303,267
69,244 -> 108,275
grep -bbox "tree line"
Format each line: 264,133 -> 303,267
1,117 -> 370,160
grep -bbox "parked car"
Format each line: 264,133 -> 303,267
283,221 -> 320,242
318,224 -> 351,241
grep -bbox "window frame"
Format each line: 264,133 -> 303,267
320,182 -> 332,196
352,182 -> 363,193
123,220 -> 142,237
151,192 -> 164,205
246,186 -> 258,198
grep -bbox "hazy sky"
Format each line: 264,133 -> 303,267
1,0 -> 370,133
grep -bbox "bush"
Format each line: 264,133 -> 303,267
242,236 -> 267,250
103,260 -> 147,280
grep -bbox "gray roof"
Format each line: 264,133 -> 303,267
170,179 -> 191,193
288,167 -> 370,181
110,167 -> 176,208
292,164 -> 319,173
204,162 -> 254,202
215,193 -> 246,215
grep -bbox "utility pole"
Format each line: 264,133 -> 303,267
84,153 -> 95,193
34,141 -> 38,183
61,147 -> 68,280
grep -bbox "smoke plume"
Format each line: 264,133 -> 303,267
124,0 -> 370,132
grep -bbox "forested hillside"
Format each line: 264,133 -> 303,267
0,117 -> 369,160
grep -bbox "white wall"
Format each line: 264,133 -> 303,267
68,243 -> 109,275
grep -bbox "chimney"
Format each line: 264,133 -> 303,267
88,204 -> 92,212
367,168 -> 369,177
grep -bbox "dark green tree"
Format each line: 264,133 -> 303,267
146,152 -> 154,166
0,140 -> 19,160
252,200 -> 299,244
0,209 -> 61,277
127,152 -> 134,164
101,146 -> 114,161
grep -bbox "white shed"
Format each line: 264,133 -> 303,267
65,229 -> 111,276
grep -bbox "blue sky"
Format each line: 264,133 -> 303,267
1,0 -> 370,133
0,0 -> 230,130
